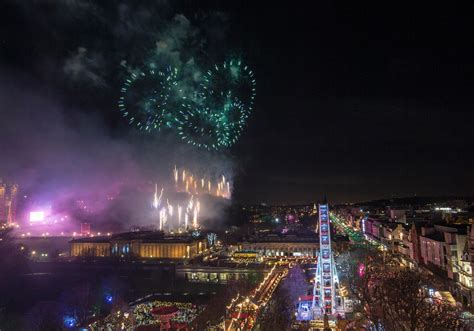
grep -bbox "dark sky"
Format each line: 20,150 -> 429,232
229,1 -> 473,203
0,1 -> 472,205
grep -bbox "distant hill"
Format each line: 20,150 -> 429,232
350,196 -> 474,207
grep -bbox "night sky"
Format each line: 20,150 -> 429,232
0,1 -> 472,205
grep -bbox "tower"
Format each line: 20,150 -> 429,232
0,181 -> 6,222
7,184 -> 19,225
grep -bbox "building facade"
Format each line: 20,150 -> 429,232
240,234 -> 319,257
70,231 -> 207,259
338,203 -> 474,309
419,231 -> 448,270
450,226 -> 474,308
176,265 -> 266,284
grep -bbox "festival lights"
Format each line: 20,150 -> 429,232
226,265 -> 288,330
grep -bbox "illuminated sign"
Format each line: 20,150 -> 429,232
29,211 -> 45,222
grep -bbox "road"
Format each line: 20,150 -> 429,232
225,265 -> 288,330
330,213 -> 380,249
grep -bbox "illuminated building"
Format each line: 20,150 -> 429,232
70,231 -> 207,259
80,223 -> 91,235
0,181 -> 19,225
387,207 -> 407,222
70,237 -> 110,257
0,183 -> 5,223
7,183 -> 18,225
454,226 -> 474,308
176,265 -> 266,284
239,235 -> 319,257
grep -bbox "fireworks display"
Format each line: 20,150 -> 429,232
151,165 -> 231,232
118,67 -> 180,132
173,166 -> 231,199
153,185 -> 200,232
119,59 -> 256,150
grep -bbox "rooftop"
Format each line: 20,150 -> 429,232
422,232 -> 445,242
69,236 -> 110,244
434,224 -> 468,235
70,231 -> 202,244
243,234 -> 318,243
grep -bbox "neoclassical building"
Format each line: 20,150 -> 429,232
70,231 -> 207,259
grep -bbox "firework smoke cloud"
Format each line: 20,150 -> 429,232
0,1 -> 247,231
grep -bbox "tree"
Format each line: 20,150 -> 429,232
257,266 -> 307,331
375,269 -> 460,331
337,247 -> 386,328
192,279 -> 255,329
281,264 -> 308,305
347,251 -> 462,331
0,228 -> 30,327
22,301 -> 64,331
60,282 -> 97,325
257,281 -> 292,331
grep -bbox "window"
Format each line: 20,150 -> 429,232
122,245 -> 129,254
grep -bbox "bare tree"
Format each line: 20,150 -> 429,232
257,267 -> 306,331
341,250 -> 387,329
348,252 -> 461,331
192,279 -> 255,329
60,282 -> 97,325
257,285 -> 292,331
22,301 -> 64,331
376,269 -> 460,331
281,264 -> 308,305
